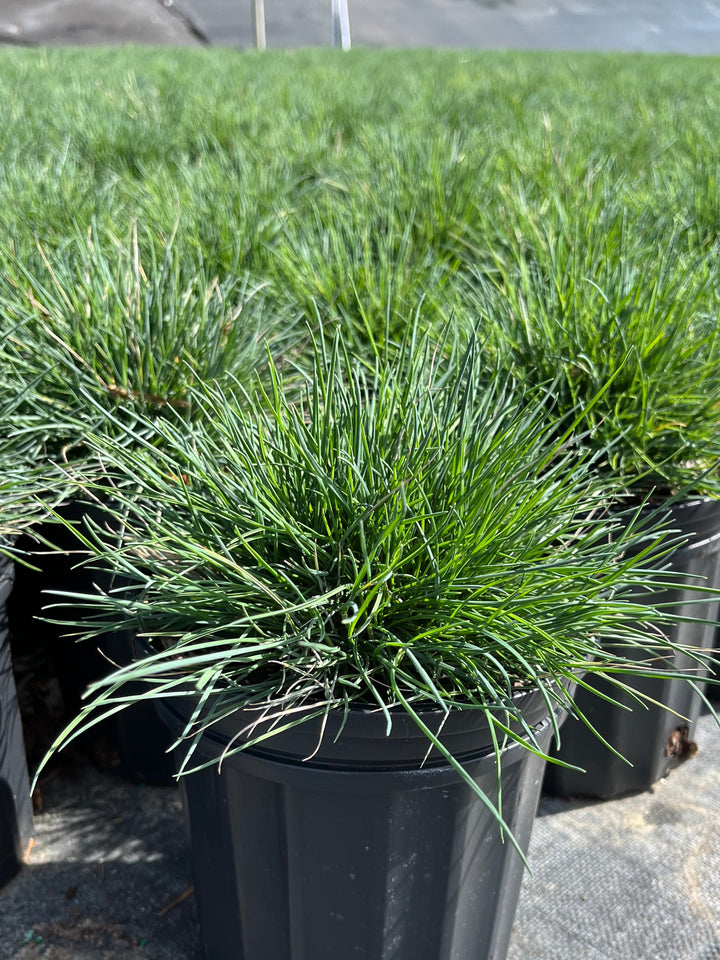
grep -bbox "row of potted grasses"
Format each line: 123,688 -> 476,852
1,46 -> 720,960
2,249 -> 720,956
2,50 -> 720,261
2,50 -> 720,312
4,207 -> 720,499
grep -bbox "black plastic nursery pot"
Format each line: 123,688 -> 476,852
708,608 -> 720,703
0,555 -> 33,888
709,632 -> 720,702
544,498 -> 720,800
162,691 -> 564,960
8,501 -> 174,786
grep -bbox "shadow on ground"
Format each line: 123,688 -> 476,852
0,767 -> 200,960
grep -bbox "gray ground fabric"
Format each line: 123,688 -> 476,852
166,0 -> 720,54
2,0 -> 720,53
0,771 -> 200,960
512,712 -> 720,960
0,0 -> 202,46
1,712 -> 719,959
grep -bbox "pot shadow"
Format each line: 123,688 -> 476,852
28,762 -> 185,856
1,764 -> 200,960
2,857 -> 201,960
8,521 -> 176,788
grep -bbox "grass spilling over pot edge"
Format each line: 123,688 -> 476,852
35,325 -> 719,853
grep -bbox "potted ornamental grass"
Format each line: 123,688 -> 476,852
465,214 -> 720,796
0,222 -> 279,457
1,223 -> 285,783
36,323 -> 717,960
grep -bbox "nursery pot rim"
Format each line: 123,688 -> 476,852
627,495 -> 720,549
157,677 -> 569,773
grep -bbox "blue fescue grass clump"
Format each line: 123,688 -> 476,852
2,48 -> 720,315
36,323 -> 716,849
461,209 -> 720,498
0,224 -> 288,460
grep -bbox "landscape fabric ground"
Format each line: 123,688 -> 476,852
4,0 -> 720,53
0,713 -> 718,959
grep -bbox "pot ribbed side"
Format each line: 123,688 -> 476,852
161,693 -> 564,960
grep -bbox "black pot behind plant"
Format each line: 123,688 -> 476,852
707,646 -> 720,702
162,693 -> 564,960
706,618 -> 720,702
0,556 -> 33,888
8,501 -> 175,786
544,498 -> 720,799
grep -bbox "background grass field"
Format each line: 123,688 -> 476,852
4,47 -> 720,496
